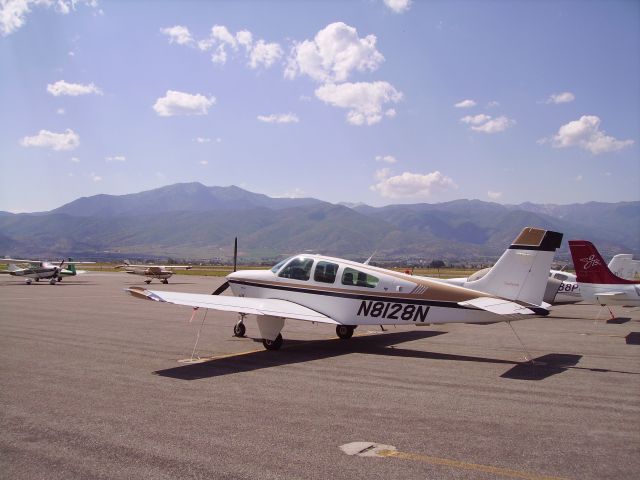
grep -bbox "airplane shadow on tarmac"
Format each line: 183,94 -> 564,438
154,330 -> 610,382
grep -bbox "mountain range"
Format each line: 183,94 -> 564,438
1,182 -> 638,263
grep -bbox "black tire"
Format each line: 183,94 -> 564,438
58,276 -> 62,282
262,334 -> 283,351
336,325 -> 354,340
162,279 -> 168,284
35,278 -> 39,282
145,280 -> 152,284
233,322 -> 246,337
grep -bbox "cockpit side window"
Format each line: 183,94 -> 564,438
313,261 -> 339,284
553,273 -> 568,281
341,267 -> 379,288
278,257 -> 314,281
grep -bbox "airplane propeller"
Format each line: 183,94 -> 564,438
211,237 -> 237,295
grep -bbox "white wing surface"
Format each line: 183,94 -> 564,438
126,287 -> 338,324
458,297 -> 545,316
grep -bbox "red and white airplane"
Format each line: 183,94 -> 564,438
568,240 -> 640,312
127,227 -> 562,352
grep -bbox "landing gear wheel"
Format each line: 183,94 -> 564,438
49,278 -> 56,285
58,276 -> 63,282
336,325 -> 355,340
35,278 -> 39,282
233,322 -> 246,337
145,280 -> 152,285
26,279 -> 32,285
262,334 -> 283,351
162,279 -> 168,284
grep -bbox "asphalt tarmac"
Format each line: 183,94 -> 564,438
1,272 -> 639,479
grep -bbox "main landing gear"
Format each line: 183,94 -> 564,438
336,325 -> 355,340
233,321 -> 246,337
49,278 -> 57,285
262,334 -> 283,351
233,314 -> 247,337
161,279 -> 169,284
145,279 -> 152,284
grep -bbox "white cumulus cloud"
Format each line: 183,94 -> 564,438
550,115 -> 634,154
20,128 -> 79,151
461,114 -> 515,133
384,0 -> 412,13
545,91 -> 575,104
105,155 -> 125,162
371,170 -> 456,198
161,25 -> 193,45
487,190 -> 503,200
315,81 -> 402,126
375,155 -> 397,164
285,22 -> 384,83
195,25 -> 281,70
47,80 -> 102,96
153,90 -> 216,117
454,99 -> 476,108
249,40 -> 283,69
460,114 -> 491,126
1,0 -> 98,37
199,160 -> 208,166
257,113 -> 300,124
194,137 -> 211,143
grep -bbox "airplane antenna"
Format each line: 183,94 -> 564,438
364,250 -> 377,265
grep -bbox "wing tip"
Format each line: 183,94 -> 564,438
125,286 -> 163,302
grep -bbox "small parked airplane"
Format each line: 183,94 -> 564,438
0,258 -> 90,284
127,227 -> 562,353
608,254 -> 640,281
438,254 -> 639,306
568,240 -> 640,314
116,261 -> 193,284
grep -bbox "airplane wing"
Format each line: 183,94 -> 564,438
126,287 -> 339,324
458,297 -> 548,316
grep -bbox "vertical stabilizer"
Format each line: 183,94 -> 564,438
464,227 -> 563,305
608,254 -> 640,281
569,241 -> 638,285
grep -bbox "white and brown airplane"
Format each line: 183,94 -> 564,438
126,227 -> 562,352
116,261 -> 192,284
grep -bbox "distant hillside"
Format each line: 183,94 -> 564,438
50,182 -> 325,217
1,183 -> 638,262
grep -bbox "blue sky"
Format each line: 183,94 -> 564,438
1,0 -> 638,212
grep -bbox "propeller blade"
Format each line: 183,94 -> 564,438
233,237 -> 237,273
211,281 -> 229,296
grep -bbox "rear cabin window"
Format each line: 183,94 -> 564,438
313,261 -> 339,284
278,257 -> 314,281
341,267 -> 379,288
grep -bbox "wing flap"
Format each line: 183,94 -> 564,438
126,287 -> 338,324
458,297 -> 542,316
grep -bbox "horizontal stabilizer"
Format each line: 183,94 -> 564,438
126,287 -> 339,324
458,297 -> 549,316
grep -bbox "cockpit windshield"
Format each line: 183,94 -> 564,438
270,257 -> 292,274
278,256 -> 315,281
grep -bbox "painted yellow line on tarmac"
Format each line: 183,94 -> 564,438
377,449 -> 569,480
